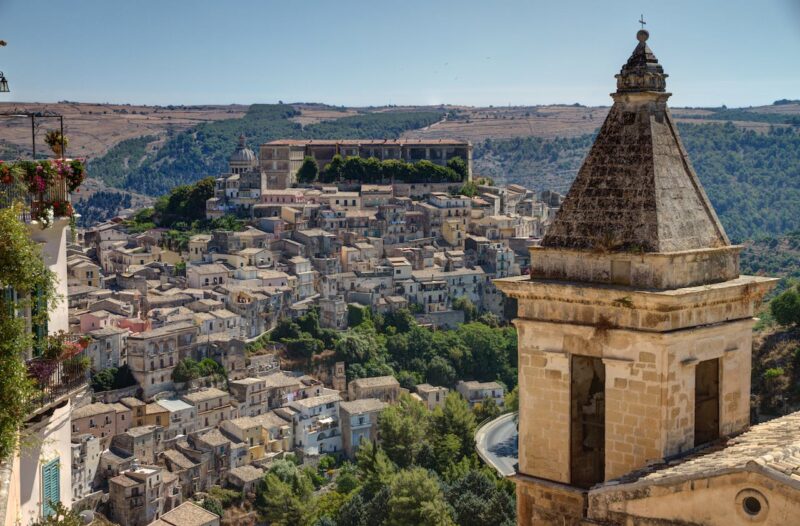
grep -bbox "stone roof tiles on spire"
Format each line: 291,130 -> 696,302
541,31 -> 729,253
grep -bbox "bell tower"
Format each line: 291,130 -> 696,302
495,30 -> 777,525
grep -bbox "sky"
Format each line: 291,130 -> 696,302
1,0 -> 799,108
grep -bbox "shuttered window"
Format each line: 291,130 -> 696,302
32,286 -> 48,357
41,458 -> 60,517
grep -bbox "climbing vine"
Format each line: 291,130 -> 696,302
0,204 -> 59,459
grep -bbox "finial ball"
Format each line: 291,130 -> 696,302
637,29 -> 649,43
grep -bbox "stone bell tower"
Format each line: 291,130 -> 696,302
495,30 -> 776,525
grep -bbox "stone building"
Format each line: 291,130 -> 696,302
495,30 -> 782,525
259,139 -> 472,189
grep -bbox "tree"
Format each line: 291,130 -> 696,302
30,502 -> 82,526
335,330 -> 381,363
343,156 -> 367,182
255,473 -> 305,526
452,296 -> 477,323
378,394 -> 430,467
321,154 -> 345,183
504,385 -> 519,412
297,156 -> 319,184
770,285 -> 800,327
473,396 -> 501,422
355,440 -> 396,499
426,356 -> 457,387
447,156 -> 469,181
386,468 -> 454,526
201,496 -> 224,518
431,393 -> 476,458
284,334 -> 324,360
445,470 -> 516,526
458,180 -> 479,197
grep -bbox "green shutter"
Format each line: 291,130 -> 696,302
41,458 -> 60,518
2,287 -> 14,318
32,286 -> 48,357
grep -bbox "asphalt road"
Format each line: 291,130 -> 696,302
475,412 -> 518,477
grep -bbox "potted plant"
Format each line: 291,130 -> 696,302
44,130 -> 68,158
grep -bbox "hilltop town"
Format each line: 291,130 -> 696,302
26,132 -> 560,525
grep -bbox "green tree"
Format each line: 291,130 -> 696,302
473,396 -> 501,422
321,154 -> 345,183
256,473 -> 305,526
431,393 -> 476,458
445,469 -> 516,526
386,468 -> 454,526
504,385 -> 519,412
335,330 -> 381,363
452,296 -> 478,323
30,502 -> 83,526
458,180 -> 479,197
297,156 -> 319,184
378,394 -> 430,467
447,156 -> 469,181
770,285 -> 800,326
343,156 -> 367,182
201,496 -> 224,518
426,356 -> 457,387
355,440 -> 396,499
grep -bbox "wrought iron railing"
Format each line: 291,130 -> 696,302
0,175 -> 69,222
27,340 -> 89,412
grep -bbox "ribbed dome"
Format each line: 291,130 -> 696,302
229,134 -> 256,164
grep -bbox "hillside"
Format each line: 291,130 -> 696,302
474,122 -> 800,244
752,326 -> 800,418
0,101 -> 247,158
88,104 -> 445,195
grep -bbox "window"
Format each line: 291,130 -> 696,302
41,458 -> 60,518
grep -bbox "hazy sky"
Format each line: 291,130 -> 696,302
1,0 -> 799,108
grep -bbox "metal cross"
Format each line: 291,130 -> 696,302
639,15 -> 646,29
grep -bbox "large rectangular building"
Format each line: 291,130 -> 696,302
259,139 -> 472,189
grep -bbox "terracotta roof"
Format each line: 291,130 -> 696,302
350,375 -> 400,389
340,398 -> 388,414
161,501 -> 219,526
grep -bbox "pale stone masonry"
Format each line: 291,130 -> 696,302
495,30 -> 781,526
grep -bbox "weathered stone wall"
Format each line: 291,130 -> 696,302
516,474 -> 590,526
510,275 -> 774,334
589,470 -> 799,525
515,317 -> 755,483
529,246 -> 740,289
516,320 -> 571,482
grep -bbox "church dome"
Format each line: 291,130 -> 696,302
229,134 -> 256,164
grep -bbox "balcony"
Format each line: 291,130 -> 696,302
27,334 -> 90,416
0,159 -> 84,224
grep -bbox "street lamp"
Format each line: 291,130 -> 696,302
0,40 -> 7,92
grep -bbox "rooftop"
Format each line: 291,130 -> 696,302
607,411 -> 800,490
161,501 -> 220,526
72,402 -> 114,419
350,375 -> 400,389
340,398 -> 388,414
541,31 -> 728,254
183,387 -> 229,403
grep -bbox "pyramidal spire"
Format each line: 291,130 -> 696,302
616,30 -> 668,93
542,30 -> 729,253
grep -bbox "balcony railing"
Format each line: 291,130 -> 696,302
27,338 -> 89,414
1,158 -> 83,224
1,175 -> 70,223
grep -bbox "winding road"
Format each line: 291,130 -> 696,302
475,411 -> 518,477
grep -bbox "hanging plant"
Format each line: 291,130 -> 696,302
44,130 -> 69,157
50,199 -> 73,218
34,204 -> 55,229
